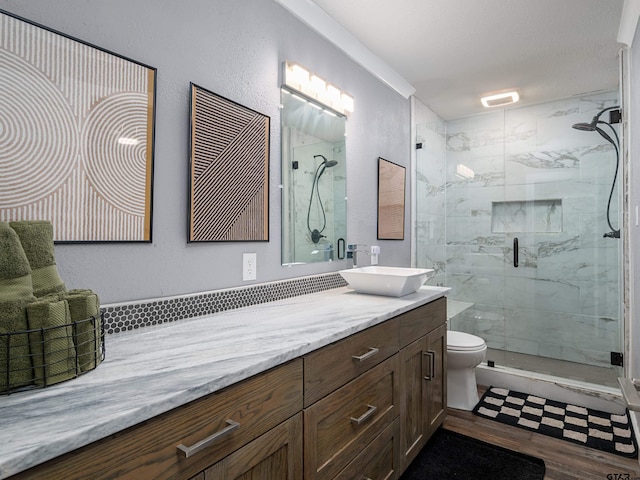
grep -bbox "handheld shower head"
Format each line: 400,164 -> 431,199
571,121 -> 597,132
317,160 -> 338,178
314,155 -> 338,167
572,106 -> 620,132
571,105 -> 621,239
314,155 -> 338,178
307,154 -> 339,243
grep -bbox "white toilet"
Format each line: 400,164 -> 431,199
446,330 -> 487,410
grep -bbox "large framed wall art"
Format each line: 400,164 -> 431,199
189,83 -> 270,242
377,157 -> 406,240
0,10 -> 157,242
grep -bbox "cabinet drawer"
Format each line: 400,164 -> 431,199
12,359 -> 303,480
334,418 -> 400,480
399,297 -> 446,348
196,412 -> 303,480
304,355 -> 399,480
304,318 -> 399,407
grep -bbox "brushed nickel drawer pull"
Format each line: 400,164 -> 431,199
352,347 -> 379,362
423,350 -> 435,380
350,404 -> 377,425
176,419 -> 240,458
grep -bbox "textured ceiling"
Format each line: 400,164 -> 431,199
313,0 -> 624,119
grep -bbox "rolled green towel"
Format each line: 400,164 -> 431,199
0,301 -> 34,392
27,298 -> 77,386
0,222 -> 35,302
61,290 -> 102,372
0,222 -> 37,392
10,221 -> 66,297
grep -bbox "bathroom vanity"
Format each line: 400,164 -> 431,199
0,285 -> 449,479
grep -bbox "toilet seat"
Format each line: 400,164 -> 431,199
447,330 -> 486,352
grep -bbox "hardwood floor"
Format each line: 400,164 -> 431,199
443,387 -> 640,480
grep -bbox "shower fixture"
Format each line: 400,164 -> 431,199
307,154 -> 338,243
572,106 -> 621,238
571,105 -> 619,133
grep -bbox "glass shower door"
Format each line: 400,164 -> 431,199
415,90 -> 624,388
498,95 -> 623,385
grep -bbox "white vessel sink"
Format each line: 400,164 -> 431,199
339,266 -> 435,297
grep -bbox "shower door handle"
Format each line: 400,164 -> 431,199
513,237 -> 519,268
337,238 -> 345,259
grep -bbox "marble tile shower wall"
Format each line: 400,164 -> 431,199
417,91 -> 621,368
415,116 -> 447,287
290,141 -> 346,263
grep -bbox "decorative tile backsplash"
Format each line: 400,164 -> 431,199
102,273 -> 347,334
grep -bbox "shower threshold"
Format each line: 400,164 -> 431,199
485,348 -> 620,389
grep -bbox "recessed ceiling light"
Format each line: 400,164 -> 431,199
481,91 -> 520,108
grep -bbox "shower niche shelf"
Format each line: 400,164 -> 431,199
491,199 -> 562,233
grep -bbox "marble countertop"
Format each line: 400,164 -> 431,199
0,285 -> 450,478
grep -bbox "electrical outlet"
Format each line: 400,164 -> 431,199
243,253 -> 257,281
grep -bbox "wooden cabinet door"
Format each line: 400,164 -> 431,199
11,360 -> 303,480
197,413 -> 303,480
398,336 -> 428,472
333,418 -> 400,480
304,318 -> 399,407
398,323 -> 447,473
425,323 -> 447,437
303,355 -> 399,480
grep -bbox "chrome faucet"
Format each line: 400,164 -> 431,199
346,244 -> 362,268
347,244 -> 380,268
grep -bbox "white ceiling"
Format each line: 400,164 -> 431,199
312,0 -> 624,120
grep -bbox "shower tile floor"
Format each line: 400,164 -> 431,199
485,348 -> 620,388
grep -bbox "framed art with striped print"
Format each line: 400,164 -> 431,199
0,10 -> 157,242
188,83 -> 270,242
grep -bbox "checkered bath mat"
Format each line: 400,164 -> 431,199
474,386 -> 637,458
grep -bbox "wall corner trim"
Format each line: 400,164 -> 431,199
618,0 -> 640,46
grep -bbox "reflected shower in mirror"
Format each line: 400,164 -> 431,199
281,89 -> 347,265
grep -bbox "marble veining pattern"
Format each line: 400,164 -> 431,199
417,90 -> 621,373
0,285 -> 449,478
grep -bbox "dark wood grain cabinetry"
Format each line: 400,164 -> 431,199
9,297 -> 446,480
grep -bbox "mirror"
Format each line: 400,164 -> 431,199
281,89 -> 347,265
377,157 -> 406,240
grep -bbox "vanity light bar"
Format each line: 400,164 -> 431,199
284,61 -> 354,115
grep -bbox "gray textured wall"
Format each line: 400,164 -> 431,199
0,0 -> 411,303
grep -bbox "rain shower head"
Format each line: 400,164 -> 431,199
314,155 -> 337,166
572,121 -> 597,131
308,155 -> 338,243
317,160 -> 337,179
572,106 -> 620,132
314,155 -> 338,178
570,105 -> 621,239
571,123 -> 617,147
